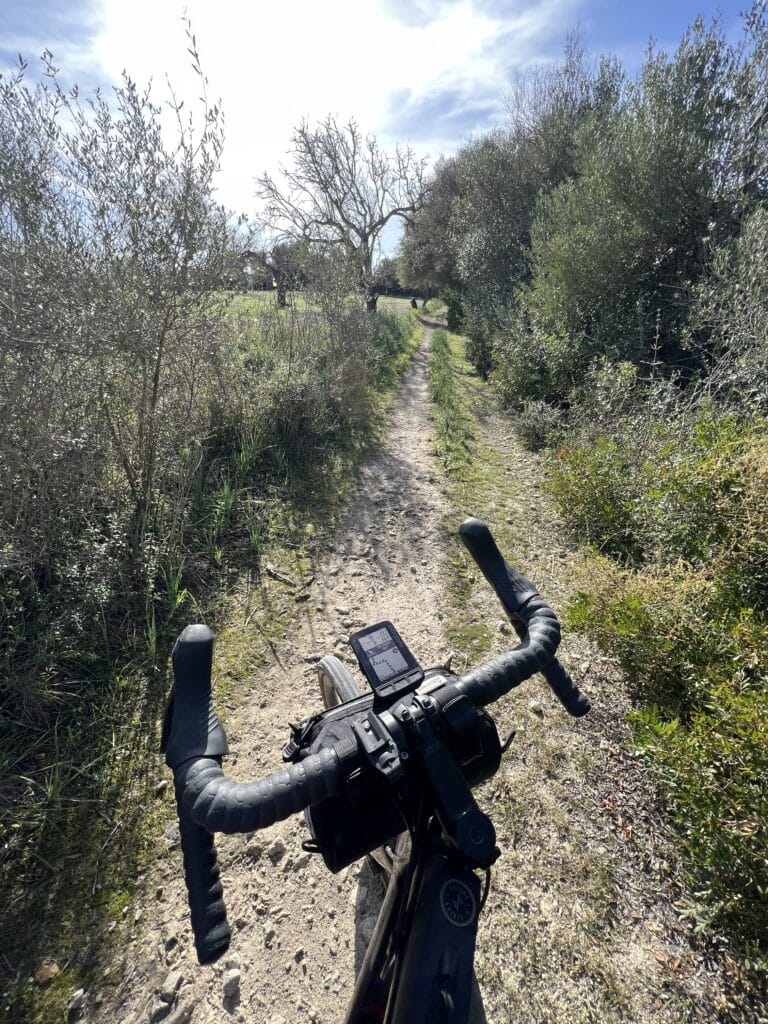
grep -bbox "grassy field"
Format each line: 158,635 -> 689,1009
222,290 -> 417,315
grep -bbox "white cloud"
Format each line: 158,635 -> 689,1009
86,0 -> 577,234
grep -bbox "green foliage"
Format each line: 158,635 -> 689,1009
428,329 -> 474,473
561,422 -> 768,954
513,400 -> 564,451
521,17 -> 739,396
694,205 -> 768,412
549,437 -> 640,559
551,405 -> 767,567
634,688 -> 768,949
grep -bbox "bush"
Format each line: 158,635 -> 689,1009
550,399 -> 766,565
513,400 -> 563,450
563,422 -> 768,955
549,436 -> 640,559
694,205 -> 768,413
635,688 -> 768,949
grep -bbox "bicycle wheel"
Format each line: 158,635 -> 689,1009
318,655 -> 361,708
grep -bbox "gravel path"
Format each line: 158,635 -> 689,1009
85,328 -> 764,1024
91,329 -> 456,1024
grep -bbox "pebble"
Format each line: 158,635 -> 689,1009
161,1000 -> 193,1024
222,968 -> 241,999
158,970 -> 183,1003
529,700 -> 544,716
149,997 -> 172,1023
245,837 -> 263,859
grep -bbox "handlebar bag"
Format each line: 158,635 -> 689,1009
285,694 -> 408,873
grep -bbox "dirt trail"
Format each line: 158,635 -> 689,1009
89,327 -> 761,1024
94,328 -> 456,1024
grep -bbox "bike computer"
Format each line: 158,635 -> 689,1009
349,621 -> 423,701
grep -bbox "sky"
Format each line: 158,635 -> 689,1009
0,0 -> 750,252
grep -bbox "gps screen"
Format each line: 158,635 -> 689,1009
358,626 -> 409,683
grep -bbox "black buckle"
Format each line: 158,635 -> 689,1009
281,712 -> 323,763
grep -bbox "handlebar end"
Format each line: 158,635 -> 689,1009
163,623 -> 229,769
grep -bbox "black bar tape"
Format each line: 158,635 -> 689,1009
459,518 -> 539,615
457,600 -> 561,707
179,746 -> 344,834
540,657 -> 591,717
175,787 -> 231,964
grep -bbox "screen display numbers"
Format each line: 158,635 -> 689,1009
358,626 -> 409,683
349,620 -> 423,698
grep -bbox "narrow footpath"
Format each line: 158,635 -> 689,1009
89,327 -> 763,1024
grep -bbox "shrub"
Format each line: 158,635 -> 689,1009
548,436 -> 640,560
564,423 -> 768,956
513,400 -> 563,450
634,685 -> 768,949
490,315 -> 556,404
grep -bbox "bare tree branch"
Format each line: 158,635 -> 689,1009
256,116 -> 428,310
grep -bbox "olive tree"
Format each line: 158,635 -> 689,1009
0,43 -> 236,701
257,116 -> 428,312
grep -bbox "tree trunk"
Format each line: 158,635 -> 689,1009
366,286 -> 378,313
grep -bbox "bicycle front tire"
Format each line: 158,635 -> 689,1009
318,655 -> 361,708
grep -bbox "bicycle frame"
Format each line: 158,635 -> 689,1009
344,816 -> 482,1024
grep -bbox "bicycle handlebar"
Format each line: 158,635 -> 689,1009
458,518 -> 591,717
162,519 -> 590,963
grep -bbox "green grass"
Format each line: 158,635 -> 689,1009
428,328 -> 477,475
423,297 -> 447,316
427,327 -> 527,663
220,291 -> 415,317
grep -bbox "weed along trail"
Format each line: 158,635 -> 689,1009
92,326 -> 455,1024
